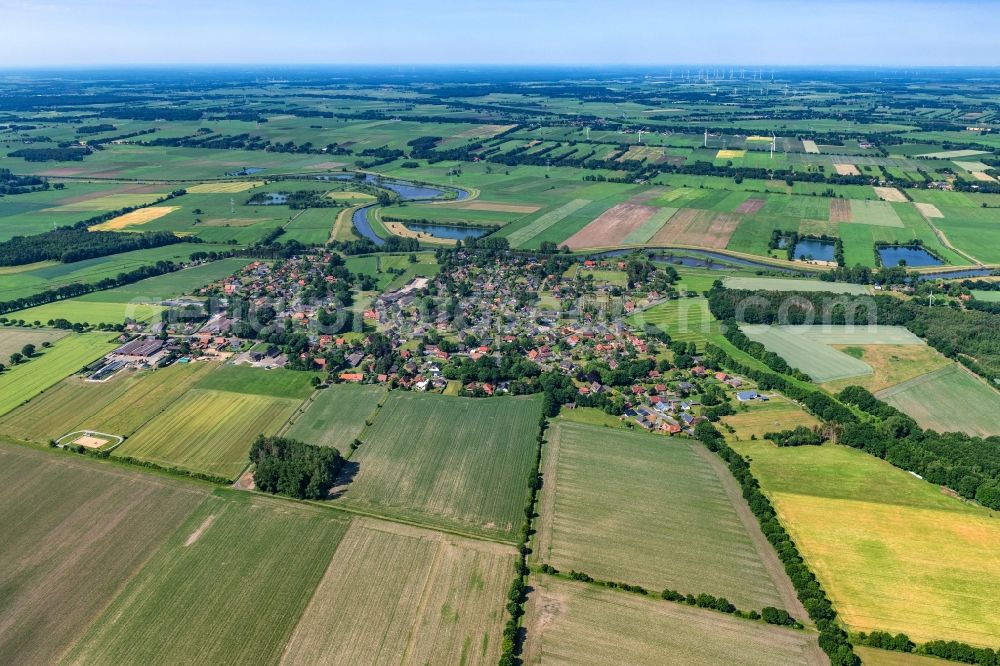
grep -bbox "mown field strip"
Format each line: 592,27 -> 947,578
522,576 -> 824,665
0,445 -> 207,665
535,422 -> 786,611
285,384 -> 385,449
505,199 -> 591,248
336,392 -> 541,541
281,517 -> 513,666
64,493 -> 348,666
876,364 -> 1000,437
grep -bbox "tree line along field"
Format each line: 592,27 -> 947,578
335,392 -> 543,541
521,576 -> 826,666
731,440 -> 1000,647
533,421 -> 798,613
284,383 -> 386,449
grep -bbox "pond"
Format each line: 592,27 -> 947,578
226,167 -> 265,176
792,239 -> 836,262
878,245 -> 943,267
404,223 -> 489,241
248,193 -> 287,206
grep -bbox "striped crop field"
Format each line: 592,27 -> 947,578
284,383 -> 385,449
336,392 -> 542,541
281,517 -> 514,665
113,388 -> 302,479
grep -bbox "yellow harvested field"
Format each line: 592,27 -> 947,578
90,206 -> 180,230
834,163 -> 861,176
971,171 -> 997,183
185,181 -> 263,193
716,149 -> 746,159
322,191 -> 375,201
280,518 -> 514,666
915,202 -> 943,218
874,186 -> 908,202
820,344 -> 951,394
802,140 -> 820,154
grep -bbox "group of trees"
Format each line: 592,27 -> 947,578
0,228 -> 184,266
7,147 -> 90,162
0,168 -> 49,196
250,436 -> 343,500
765,425 -> 825,447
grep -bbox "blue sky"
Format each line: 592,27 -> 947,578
1,0 -> 998,67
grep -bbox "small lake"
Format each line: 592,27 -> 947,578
404,223 -> 489,241
248,193 -> 287,206
792,239 -> 835,262
878,245 -> 943,267
227,167 -> 265,176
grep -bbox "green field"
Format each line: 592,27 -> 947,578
114,388 -> 302,478
876,364 -> 1000,437
522,576 -> 824,666
0,444 -> 207,665
74,258 -> 251,303
285,383 -> 385,448
722,276 -> 870,294
731,441 -> 1000,646
627,297 -> 720,350
282,517 -> 514,665
740,324 -> 925,382
0,326 -> 67,359
65,492 -> 348,666
193,363 -> 319,399
337,392 -> 542,541
0,333 -> 116,417
534,421 -> 792,611
11,299 -> 164,326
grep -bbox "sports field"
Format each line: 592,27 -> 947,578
722,276 -> 869,294
285,384 -> 385,448
521,576 -> 825,666
534,421 -> 791,611
114,388 -> 302,478
876,364 -> 1000,437
627,297 -> 720,350
731,441 -> 1000,646
740,325 -> 925,382
65,493 -> 348,666
0,333 -> 116,417
0,445 -> 206,665
281,517 -> 513,665
336,392 -> 542,541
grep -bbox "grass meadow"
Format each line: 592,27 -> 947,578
533,421 -> 788,611
521,576 -> 824,666
732,440 -> 1000,646
114,389 -> 302,479
0,333 -> 116,417
285,383 -> 385,449
281,517 -> 514,666
627,297 -> 720,351
0,445 -> 206,665
0,326 -> 67,358
876,364 -> 1000,437
193,363 -> 319,399
336,392 -> 542,541
64,492 -> 348,666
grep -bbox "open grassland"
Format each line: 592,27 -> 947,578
732,441 -> 1000,646
876,364 -> 1000,437
0,326 -> 67,358
721,397 -> 821,441
114,389 -> 301,478
740,324 -> 925,383
281,517 -> 513,665
822,344 -> 951,394
722,276 -> 869,294
627,297 -> 720,350
285,384 -> 385,449
534,422 -> 789,611
337,392 -> 542,541
0,445 -> 206,665
12,299 -> 164,326
0,333 -> 115,417
76,258 -> 250,303
521,576 -> 824,666
194,363 -> 319,399
186,181 -> 264,193
78,360 -> 218,436
65,492 -> 348,666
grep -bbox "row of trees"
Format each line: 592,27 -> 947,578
0,228 -> 184,266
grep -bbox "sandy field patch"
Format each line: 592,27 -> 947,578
186,181 -> 263,193
829,198 -> 853,223
874,186 -> 908,202
802,140 -> 820,154
716,149 -> 746,159
90,206 -> 180,231
971,171 -> 997,183
834,163 -> 861,176
385,221 -> 454,245
562,203 -> 657,249
72,434 -> 111,448
914,203 -> 943,218
736,198 -> 766,214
